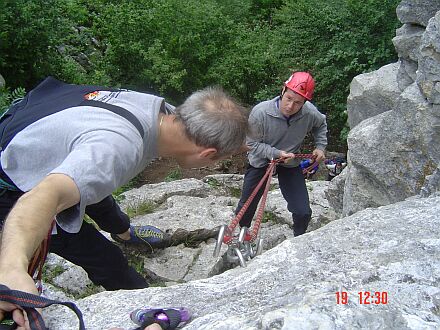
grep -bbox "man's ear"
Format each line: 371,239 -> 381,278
199,148 -> 218,159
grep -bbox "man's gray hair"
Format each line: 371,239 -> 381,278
175,86 -> 249,157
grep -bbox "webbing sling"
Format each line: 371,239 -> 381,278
0,284 -> 85,330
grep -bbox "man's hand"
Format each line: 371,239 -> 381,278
312,149 -> 325,163
0,174 -> 80,330
278,151 -> 295,163
0,270 -> 38,330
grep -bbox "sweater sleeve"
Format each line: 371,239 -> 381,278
311,110 -> 328,151
246,108 -> 282,160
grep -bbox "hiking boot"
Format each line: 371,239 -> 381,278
111,225 -> 171,249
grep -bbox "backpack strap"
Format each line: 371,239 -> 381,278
0,284 -> 85,330
80,99 -> 144,138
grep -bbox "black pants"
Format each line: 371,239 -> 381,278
0,191 -> 147,290
235,165 -> 312,236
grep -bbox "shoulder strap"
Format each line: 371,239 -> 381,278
80,100 -> 144,138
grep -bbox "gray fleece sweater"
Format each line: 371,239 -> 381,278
247,96 -> 327,168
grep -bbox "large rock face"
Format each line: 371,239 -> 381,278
41,175 -> 336,294
347,63 -> 400,129
342,2 -> 440,215
43,194 -> 440,329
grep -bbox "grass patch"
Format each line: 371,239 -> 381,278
113,175 -> 143,203
73,283 -> 103,299
42,264 -> 65,283
262,211 -> 278,224
127,253 -> 145,274
164,167 -> 182,182
229,187 -> 242,198
126,200 -> 157,218
206,177 -> 221,188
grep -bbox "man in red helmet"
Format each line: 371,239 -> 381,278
235,71 -> 327,236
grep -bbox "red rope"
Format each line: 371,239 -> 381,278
28,220 -> 55,293
223,153 -> 318,244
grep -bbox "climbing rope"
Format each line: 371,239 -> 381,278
213,153 -> 318,267
27,220 -> 55,293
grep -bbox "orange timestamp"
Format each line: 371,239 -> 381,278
335,291 -> 388,305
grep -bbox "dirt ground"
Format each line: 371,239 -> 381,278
138,152 -> 249,185
137,149 -> 345,185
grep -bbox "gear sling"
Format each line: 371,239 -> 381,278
0,77 -> 145,329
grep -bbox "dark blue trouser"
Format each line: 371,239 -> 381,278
235,164 -> 312,236
0,191 -> 147,290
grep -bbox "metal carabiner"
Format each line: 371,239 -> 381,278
249,236 -> 263,259
213,225 -> 228,257
226,246 -> 247,267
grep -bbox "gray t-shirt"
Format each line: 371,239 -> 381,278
0,89 -> 169,233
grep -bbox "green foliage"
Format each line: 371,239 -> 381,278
126,200 -> 156,218
0,0 -> 401,148
0,86 -> 26,115
206,177 -> 221,188
164,168 -> 182,182
229,187 -> 243,199
272,0 -> 400,146
262,211 -> 278,223
112,175 -> 143,203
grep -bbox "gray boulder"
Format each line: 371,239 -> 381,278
347,63 -> 401,128
344,83 -> 438,215
325,168 -> 347,215
393,24 -> 425,90
43,194 -> 440,330
343,4 -> 440,215
417,11 -> 440,104
396,0 -> 440,27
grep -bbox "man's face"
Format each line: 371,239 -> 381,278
279,88 -> 306,117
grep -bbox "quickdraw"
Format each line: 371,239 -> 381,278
213,153 -> 317,267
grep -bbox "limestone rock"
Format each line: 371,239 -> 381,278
396,0 -> 440,27
43,194 -> 440,330
347,63 -> 401,129
417,11 -> 440,104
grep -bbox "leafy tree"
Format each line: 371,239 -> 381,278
0,0 -> 401,149
272,0 -> 400,146
0,0 -> 70,89
92,0 -> 237,102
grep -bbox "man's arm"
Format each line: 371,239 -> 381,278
0,173 -> 80,326
311,111 -> 328,163
246,110 -> 283,161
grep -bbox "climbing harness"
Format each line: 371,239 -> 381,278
213,153 -> 317,267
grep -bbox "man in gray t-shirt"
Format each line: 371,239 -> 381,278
0,78 -> 249,328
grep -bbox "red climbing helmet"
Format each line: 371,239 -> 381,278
284,72 -> 315,101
